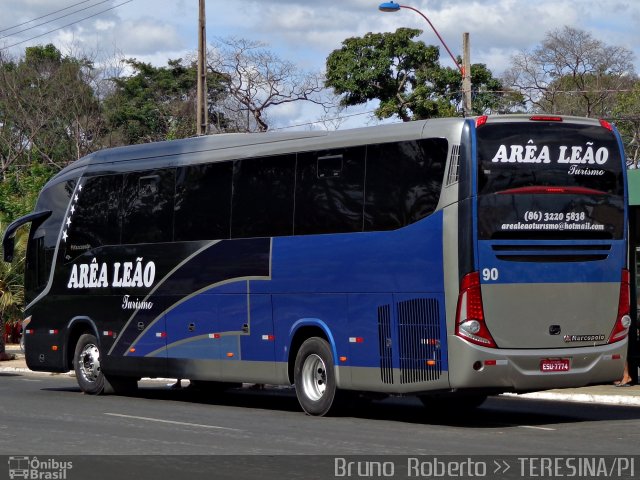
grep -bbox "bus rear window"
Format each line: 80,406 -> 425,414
476,122 -> 624,196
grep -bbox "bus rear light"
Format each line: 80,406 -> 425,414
455,272 -> 497,348
530,115 -> 563,122
476,115 -> 488,127
608,269 -> 631,344
599,119 -> 613,131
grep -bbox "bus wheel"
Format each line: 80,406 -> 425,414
73,333 -> 105,395
294,337 -> 337,416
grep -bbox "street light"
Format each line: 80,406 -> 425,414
378,1 -> 472,115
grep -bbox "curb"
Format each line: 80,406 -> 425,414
502,391 -> 640,407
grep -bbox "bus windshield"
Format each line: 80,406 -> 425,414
476,122 -> 625,240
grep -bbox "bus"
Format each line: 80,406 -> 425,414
2,114 -> 631,416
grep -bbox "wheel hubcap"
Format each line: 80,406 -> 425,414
79,344 -> 101,383
301,354 -> 327,401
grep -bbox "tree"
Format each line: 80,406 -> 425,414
208,38 -> 327,132
612,80 -> 640,167
0,44 -> 105,178
504,26 -> 636,116
0,222 -> 26,360
325,28 -> 510,121
104,58 -> 200,143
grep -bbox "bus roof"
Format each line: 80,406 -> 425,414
49,118 -> 469,182
47,114 -> 609,184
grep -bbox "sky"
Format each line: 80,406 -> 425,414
1,0 -> 640,130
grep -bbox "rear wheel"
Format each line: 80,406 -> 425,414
73,333 -> 105,395
294,337 -> 337,416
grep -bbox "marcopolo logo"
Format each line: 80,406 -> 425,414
8,456 -> 72,480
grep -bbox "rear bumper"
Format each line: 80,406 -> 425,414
448,335 -> 626,392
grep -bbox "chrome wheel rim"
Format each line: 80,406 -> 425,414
78,343 -> 101,383
301,354 -> 327,401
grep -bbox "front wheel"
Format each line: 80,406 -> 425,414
73,333 -> 105,395
294,337 -> 338,416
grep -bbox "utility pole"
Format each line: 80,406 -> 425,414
462,32 -> 472,117
196,0 -> 208,136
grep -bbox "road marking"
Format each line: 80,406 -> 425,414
104,413 -> 241,431
21,379 -> 42,382
518,425 -> 556,431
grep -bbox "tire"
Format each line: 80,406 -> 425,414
73,333 -> 105,395
294,337 -> 338,416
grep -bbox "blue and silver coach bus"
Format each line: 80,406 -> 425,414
2,114 -> 631,415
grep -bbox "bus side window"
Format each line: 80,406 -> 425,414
294,146 -> 366,235
364,139 -> 448,231
65,174 -> 122,260
121,169 -> 175,244
174,162 -> 232,242
231,154 -> 296,238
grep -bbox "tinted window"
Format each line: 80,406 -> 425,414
231,155 -> 295,238
365,139 -> 448,231
174,162 -> 232,241
25,179 -> 75,301
477,123 -> 624,196
121,169 -> 175,244
294,147 -> 365,235
476,122 -> 625,240
64,175 -> 122,260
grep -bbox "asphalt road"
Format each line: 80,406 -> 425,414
1,372 -> 640,479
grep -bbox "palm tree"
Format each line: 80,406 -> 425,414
0,223 -> 27,360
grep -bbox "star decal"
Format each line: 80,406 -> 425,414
62,230 -> 68,241
66,216 -> 72,227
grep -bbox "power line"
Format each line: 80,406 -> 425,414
0,0 -> 97,35
0,0 -> 133,52
1,0 -> 115,41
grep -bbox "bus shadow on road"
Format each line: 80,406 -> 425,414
78,382 -> 640,428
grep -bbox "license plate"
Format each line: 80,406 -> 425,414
540,358 -> 570,372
